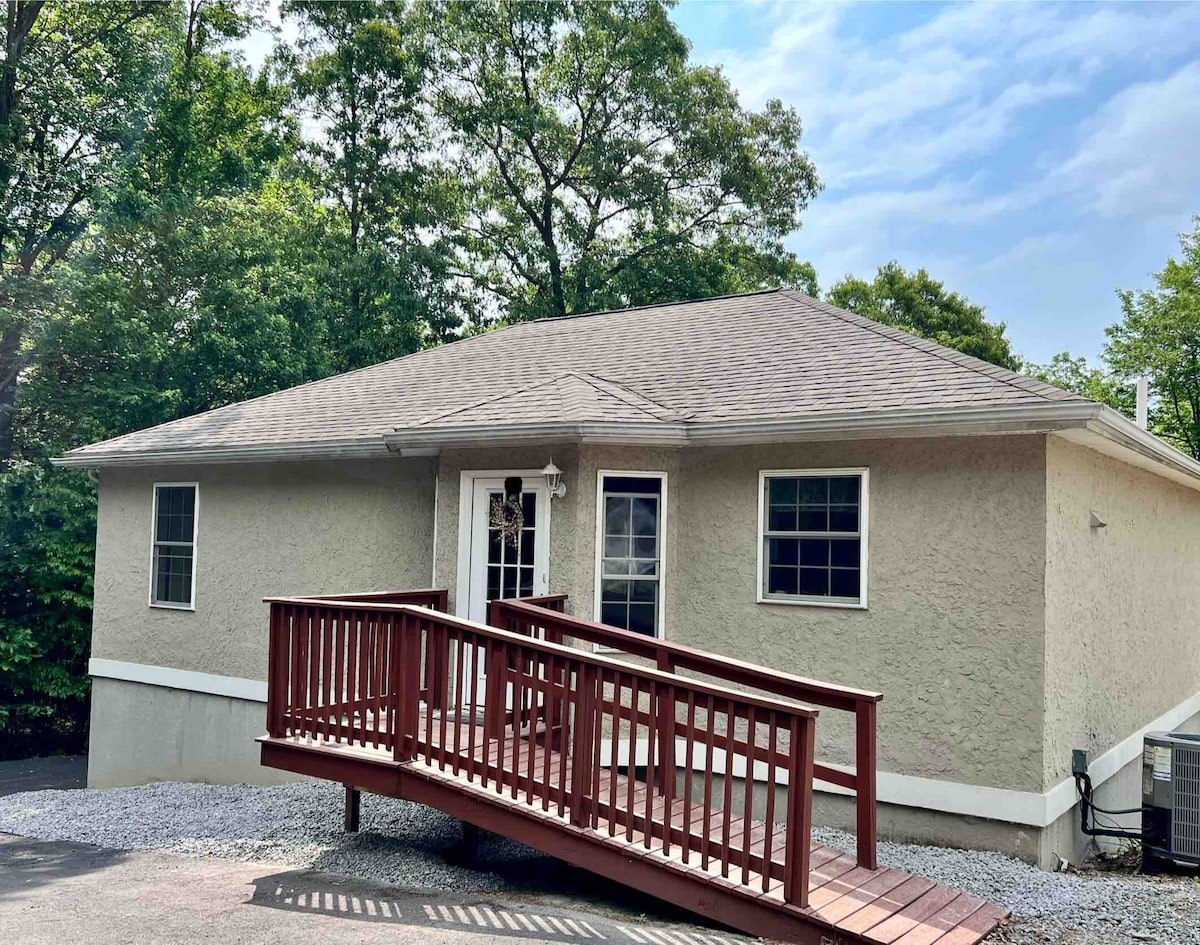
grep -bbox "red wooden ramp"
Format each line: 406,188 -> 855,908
257,592 -> 1008,945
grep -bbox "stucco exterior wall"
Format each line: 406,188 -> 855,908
91,457 -> 437,681
1043,435 -> 1200,788
430,437 -> 1047,791
659,436 -> 1048,792
433,445 -> 586,615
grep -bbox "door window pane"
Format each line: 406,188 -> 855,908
597,474 -> 663,636
486,489 -> 539,605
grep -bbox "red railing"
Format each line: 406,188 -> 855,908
491,597 -> 882,870
264,595 -> 820,907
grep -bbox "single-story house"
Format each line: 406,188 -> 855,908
57,287 -> 1200,869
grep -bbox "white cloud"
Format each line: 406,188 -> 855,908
710,1 -> 1200,193
1054,62 -> 1200,220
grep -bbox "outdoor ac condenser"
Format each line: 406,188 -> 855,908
1142,731 -> 1200,870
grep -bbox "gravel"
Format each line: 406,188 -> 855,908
2,781 -> 1198,943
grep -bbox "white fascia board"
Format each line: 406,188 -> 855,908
53,439 -> 391,469
385,403 -> 1096,451
90,658 -> 266,702
56,399 -> 1200,493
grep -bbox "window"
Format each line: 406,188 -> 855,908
151,484 -> 197,608
596,473 -> 665,636
758,469 -> 867,607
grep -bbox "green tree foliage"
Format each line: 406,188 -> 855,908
0,0 -> 824,755
279,0 -> 465,367
827,261 -> 1019,370
436,0 -> 820,320
1022,352 -> 1133,415
0,1 -> 171,462
0,463 -> 94,757
1106,218 -> 1200,458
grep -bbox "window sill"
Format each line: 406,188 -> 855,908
756,595 -> 867,611
150,602 -> 195,612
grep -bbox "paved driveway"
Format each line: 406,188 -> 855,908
0,834 -> 751,945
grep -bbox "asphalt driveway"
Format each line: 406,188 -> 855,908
0,833 -> 750,945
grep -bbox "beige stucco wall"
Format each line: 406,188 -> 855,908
430,437 -> 1048,792
433,445 -> 586,615
1043,435 -> 1200,788
662,436 -> 1049,793
92,457 -> 437,681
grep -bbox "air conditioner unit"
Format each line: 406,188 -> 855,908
1142,731 -> 1200,871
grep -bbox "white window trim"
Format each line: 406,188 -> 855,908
756,467 -> 869,610
593,469 -> 668,644
148,481 -> 199,612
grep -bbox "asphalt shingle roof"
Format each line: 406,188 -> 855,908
62,288 -> 1084,462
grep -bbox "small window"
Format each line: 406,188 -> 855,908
596,473 -> 665,636
151,484 -> 197,608
759,469 -> 867,607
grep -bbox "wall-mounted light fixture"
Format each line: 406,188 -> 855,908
542,459 -> 567,499
1089,509 -> 1107,529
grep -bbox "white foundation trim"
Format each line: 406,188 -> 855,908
88,656 -> 1199,830
89,658 -> 266,703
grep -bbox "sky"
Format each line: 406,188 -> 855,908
242,2 -> 1200,365
671,1 -> 1200,364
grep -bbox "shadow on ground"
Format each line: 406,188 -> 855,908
0,755 -> 88,797
0,834 -> 128,898
307,823 -> 734,932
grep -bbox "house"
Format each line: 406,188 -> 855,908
57,287 -> 1200,869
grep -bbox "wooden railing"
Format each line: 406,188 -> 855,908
491,596 -> 882,870
264,595 -> 820,907
309,588 -> 450,610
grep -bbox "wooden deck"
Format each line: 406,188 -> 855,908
258,591 -> 1007,945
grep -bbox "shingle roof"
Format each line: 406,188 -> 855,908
60,288 -> 1087,463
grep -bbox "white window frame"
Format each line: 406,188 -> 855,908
593,469 -> 668,642
148,481 -> 199,611
756,467 -> 869,610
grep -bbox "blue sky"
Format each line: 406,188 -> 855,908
242,2 -> 1200,364
671,1 -> 1200,363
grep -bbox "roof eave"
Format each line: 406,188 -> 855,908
51,438 -> 392,469
381,402 -> 1108,452
57,402 -> 1200,495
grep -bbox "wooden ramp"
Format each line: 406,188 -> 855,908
258,593 -> 1008,945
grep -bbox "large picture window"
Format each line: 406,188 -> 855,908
758,469 -> 867,607
596,473 -> 665,637
151,483 -> 197,608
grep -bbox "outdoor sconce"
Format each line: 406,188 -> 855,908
542,460 -> 567,499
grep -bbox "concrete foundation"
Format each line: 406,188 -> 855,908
87,678 -> 296,788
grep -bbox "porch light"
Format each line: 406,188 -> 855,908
542,459 -> 567,498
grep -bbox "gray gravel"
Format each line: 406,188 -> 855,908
2,781 -> 1198,943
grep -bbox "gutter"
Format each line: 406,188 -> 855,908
52,400 -> 1200,492
52,438 -> 391,469
379,401 -> 1101,450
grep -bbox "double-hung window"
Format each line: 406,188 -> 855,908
151,483 -> 197,608
596,473 -> 665,637
759,469 -> 867,607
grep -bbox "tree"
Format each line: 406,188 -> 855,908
1023,352 -> 1132,415
436,0 -> 820,321
0,1 -> 170,462
278,0 -> 465,369
1105,217 -> 1200,458
827,262 -> 1018,370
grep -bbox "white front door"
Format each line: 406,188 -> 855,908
458,473 -> 551,694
